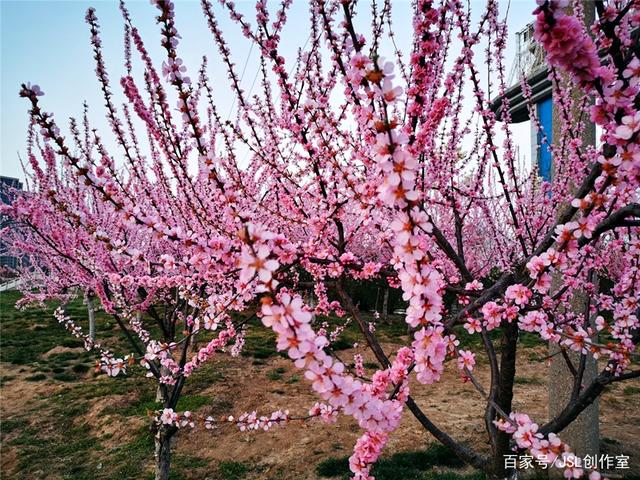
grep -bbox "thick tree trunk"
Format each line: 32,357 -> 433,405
154,425 -> 176,480
546,1 -> 599,469
85,292 -> 96,341
492,323 -> 519,478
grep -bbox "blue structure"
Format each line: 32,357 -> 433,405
492,20 -> 635,182
490,23 -> 554,182
537,97 -> 553,183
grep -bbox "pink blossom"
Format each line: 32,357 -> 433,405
159,408 -> 177,425
457,350 -> 476,371
238,245 -> 279,284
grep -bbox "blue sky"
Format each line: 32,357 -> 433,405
1,0 -> 535,181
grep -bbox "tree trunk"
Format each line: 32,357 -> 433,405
306,289 -> 317,323
492,322 -> 519,478
381,288 -> 389,322
156,366 -> 170,402
547,1 -> 599,468
85,292 -> 96,341
154,425 -> 175,480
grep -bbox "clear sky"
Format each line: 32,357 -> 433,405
0,0 -> 536,181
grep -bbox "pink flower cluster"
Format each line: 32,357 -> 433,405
238,232 -> 418,479
349,431 -> 389,480
495,413 -> 604,479
157,408 -> 195,428
309,402 -> 339,424
259,285 -> 413,432
229,409 -> 290,432
456,350 -> 476,373
533,1 -> 602,86
412,326 -> 448,384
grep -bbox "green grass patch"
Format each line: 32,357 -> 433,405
109,389 -> 210,418
243,328 -> 280,359
0,290 -> 121,369
54,375 -> 139,403
60,338 -> 84,348
216,460 -> 250,480
72,363 -> 91,373
1,417 -> 29,436
316,443 -> 468,479
52,372 -> 77,382
48,351 -> 82,362
185,363 -> 226,391
513,376 -> 542,385
518,332 -> 545,348
0,374 -> 16,386
172,454 -> 209,470
267,367 -> 287,381
176,395 -> 210,411
286,374 -> 300,384
1,290 -> 225,480
108,425 -> 154,479
7,407 -> 102,480
316,456 -> 350,477
330,338 -> 353,351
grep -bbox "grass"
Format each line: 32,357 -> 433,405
316,443 -> 472,480
109,426 -> 155,479
72,363 -> 91,373
177,395 -> 211,411
242,326 -> 289,360
286,374 -> 300,384
0,290 -> 121,387
186,363 -> 226,390
316,456 -> 349,477
6,399 -> 102,480
215,460 -> 250,480
2,289 -> 577,480
0,291 -> 105,365
1,417 -> 28,436
513,376 -> 543,385
0,286 -> 226,480
624,386 -> 640,396
117,390 -> 211,417
52,372 -> 77,382
267,367 -> 287,381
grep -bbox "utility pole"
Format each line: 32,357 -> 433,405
548,1 -> 599,462
490,0 -> 600,464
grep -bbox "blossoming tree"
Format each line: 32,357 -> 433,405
7,0 -> 639,479
0,113 -> 248,478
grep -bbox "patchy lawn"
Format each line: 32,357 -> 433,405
1,290 -> 639,479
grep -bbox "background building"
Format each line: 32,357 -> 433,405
1,175 -> 24,271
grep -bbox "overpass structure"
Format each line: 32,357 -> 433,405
490,22 -> 554,182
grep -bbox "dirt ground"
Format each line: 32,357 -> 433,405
2,340 -> 639,480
